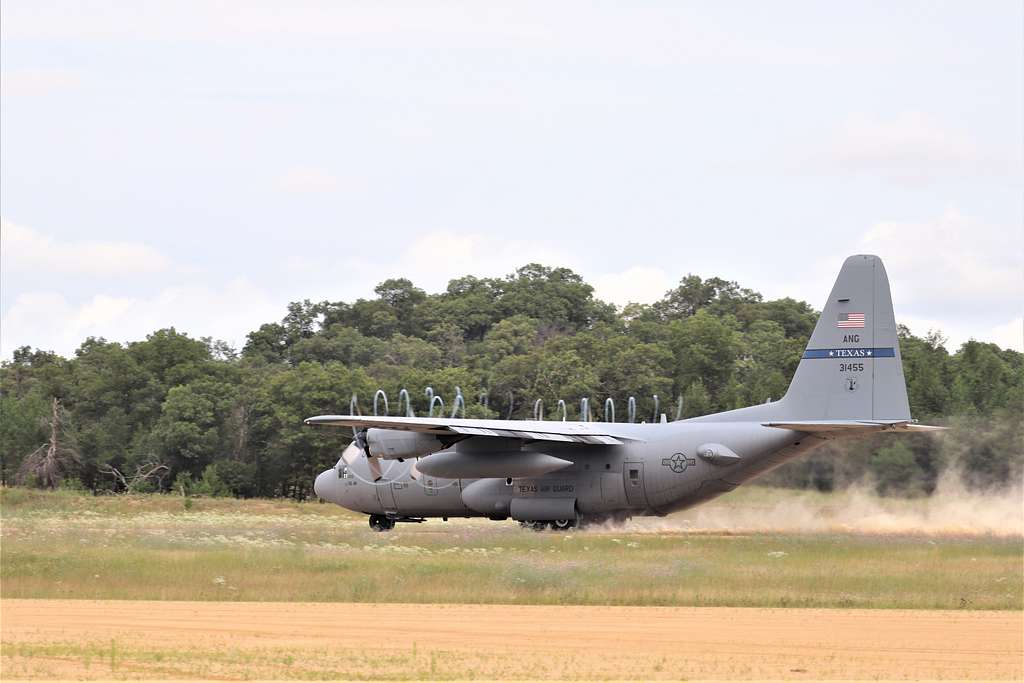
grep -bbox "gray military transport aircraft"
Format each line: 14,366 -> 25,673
309,254 -> 942,531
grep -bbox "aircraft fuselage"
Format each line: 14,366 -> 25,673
313,420 -> 818,526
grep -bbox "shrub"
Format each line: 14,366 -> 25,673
870,441 -> 926,496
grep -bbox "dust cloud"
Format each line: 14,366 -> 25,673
614,474 -> 1024,537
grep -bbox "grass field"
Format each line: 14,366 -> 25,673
2,486 -> 1021,610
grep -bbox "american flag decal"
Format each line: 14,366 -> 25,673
837,312 -> 865,328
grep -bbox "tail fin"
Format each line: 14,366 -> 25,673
778,254 -> 911,421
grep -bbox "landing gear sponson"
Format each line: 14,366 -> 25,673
366,512 -> 628,532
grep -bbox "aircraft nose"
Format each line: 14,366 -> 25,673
313,469 -> 333,501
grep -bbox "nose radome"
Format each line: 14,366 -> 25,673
313,469 -> 332,500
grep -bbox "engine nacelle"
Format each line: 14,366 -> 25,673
417,450 -> 572,479
365,429 -> 446,460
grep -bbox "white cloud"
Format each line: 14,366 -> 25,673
906,315 -> 1024,353
393,231 -> 576,288
0,68 -> 83,96
276,230 -> 585,308
276,167 -> 342,194
0,1 -> 959,69
1,219 -> 169,276
834,112 -> 978,167
591,266 -> 673,307
758,209 -> 1021,351
989,318 -> 1024,352
897,314 -> 1024,353
819,112 -> 1014,182
3,217 -> 1020,357
859,208 -> 1021,317
305,230 -> 580,297
0,279 -> 281,357
1,229 -> 580,357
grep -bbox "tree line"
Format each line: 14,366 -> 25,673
2,264 -> 1020,498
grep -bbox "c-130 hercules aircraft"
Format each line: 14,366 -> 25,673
310,255 -> 942,531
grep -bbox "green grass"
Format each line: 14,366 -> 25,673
2,486 -> 1021,609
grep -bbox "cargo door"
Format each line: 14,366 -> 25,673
623,461 -> 648,508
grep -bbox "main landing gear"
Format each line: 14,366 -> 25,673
368,514 -> 395,531
520,518 -> 577,531
368,514 -> 425,531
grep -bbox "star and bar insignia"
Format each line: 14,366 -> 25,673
662,452 -> 696,473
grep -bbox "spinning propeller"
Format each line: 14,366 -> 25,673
352,427 -> 383,481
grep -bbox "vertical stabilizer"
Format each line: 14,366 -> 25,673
779,255 -> 911,421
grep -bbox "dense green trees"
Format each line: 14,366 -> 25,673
2,265 -> 1020,498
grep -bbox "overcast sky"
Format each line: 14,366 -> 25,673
2,1 -> 1022,358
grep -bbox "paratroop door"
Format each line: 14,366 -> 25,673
623,461 -> 648,508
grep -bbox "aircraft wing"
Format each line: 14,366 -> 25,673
762,420 -> 947,433
304,415 -> 638,445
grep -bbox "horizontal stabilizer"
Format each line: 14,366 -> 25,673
763,420 -> 947,433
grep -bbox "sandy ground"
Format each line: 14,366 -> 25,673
1,600 -> 1021,681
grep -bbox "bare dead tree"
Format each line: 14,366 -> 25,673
17,397 -> 81,488
229,402 -> 250,461
98,460 -> 170,493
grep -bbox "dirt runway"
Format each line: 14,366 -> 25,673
2,599 -> 1021,680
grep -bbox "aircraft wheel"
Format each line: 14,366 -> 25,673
369,514 -> 395,531
549,518 -> 576,531
528,521 -> 547,532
